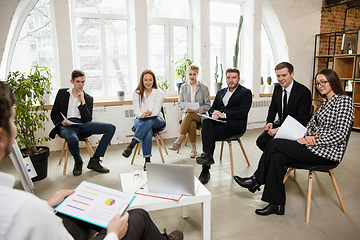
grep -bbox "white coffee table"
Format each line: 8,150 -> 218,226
119,172 -> 211,240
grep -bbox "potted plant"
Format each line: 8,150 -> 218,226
214,56 -> 223,93
264,76 -> 274,94
5,65 -> 52,181
157,77 -> 169,94
173,53 -> 193,92
260,76 -> 265,94
233,15 -> 243,68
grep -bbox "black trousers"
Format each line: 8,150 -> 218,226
201,119 -> 238,157
254,139 -> 334,205
58,208 -> 164,240
256,122 -> 281,151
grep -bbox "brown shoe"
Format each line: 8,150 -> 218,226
73,162 -> 83,176
169,142 -> 181,151
163,229 -> 183,240
87,157 -> 110,173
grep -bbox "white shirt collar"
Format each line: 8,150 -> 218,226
283,79 -> 294,93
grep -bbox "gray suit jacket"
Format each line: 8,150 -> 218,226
178,81 -> 210,114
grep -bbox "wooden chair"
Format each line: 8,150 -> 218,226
58,133 -> 94,175
131,107 -> 167,164
283,123 -> 352,223
219,133 -> 250,176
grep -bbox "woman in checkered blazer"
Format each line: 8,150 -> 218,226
233,68 -> 354,216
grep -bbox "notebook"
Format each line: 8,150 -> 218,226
146,163 -> 199,196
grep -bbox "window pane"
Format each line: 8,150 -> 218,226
210,2 -> 241,23
75,17 -> 103,97
105,19 -> 129,95
226,27 -> 238,68
261,24 -> 276,83
173,26 -> 188,63
10,0 -> 56,84
148,0 -> 189,19
149,24 -> 166,81
210,26 -> 223,83
74,0 -> 127,14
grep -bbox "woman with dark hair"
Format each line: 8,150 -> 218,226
122,70 -> 165,170
234,68 -> 354,216
169,64 -> 210,158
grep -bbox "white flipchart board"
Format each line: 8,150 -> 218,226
8,141 -> 35,193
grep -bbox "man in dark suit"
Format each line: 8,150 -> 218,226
49,70 -> 116,176
256,62 -> 312,151
196,68 -> 252,184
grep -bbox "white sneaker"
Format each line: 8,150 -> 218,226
190,148 -> 197,158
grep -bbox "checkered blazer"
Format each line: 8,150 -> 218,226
305,94 -> 354,162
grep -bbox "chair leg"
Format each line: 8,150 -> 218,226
219,141 -> 224,162
154,134 -> 165,163
84,138 -> 94,157
237,138 -> 250,166
283,167 -> 293,183
294,169 -> 297,182
228,141 -> 234,176
306,170 -> 314,223
63,145 -> 69,175
184,134 -> 189,146
131,143 -> 139,165
59,140 -> 67,165
137,142 -> 141,155
158,133 -> 168,155
329,170 -> 347,213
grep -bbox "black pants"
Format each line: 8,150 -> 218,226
254,139 -> 334,205
58,208 -> 164,240
256,130 -> 274,151
201,119 -> 238,157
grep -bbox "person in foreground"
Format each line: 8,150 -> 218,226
256,62 -> 312,151
233,69 -> 354,216
49,70 -> 116,176
122,69 -> 165,170
169,64 -> 210,158
196,68 -> 252,184
0,81 -> 183,240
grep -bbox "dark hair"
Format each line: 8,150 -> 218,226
313,68 -> 346,111
275,62 -> 294,74
71,70 -> 85,80
0,81 -> 16,134
225,68 -> 240,78
135,69 -> 158,106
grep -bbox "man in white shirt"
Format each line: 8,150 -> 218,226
49,70 -> 116,176
0,81 -> 183,240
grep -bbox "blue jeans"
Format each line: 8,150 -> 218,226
133,116 -> 165,158
59,120 -> 116,163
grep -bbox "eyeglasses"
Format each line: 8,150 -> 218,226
314,81 -> 328,87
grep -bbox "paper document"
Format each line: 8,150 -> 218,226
140,115 -> 157,119
61,112 -> 82,125
55,180 -> 136,228
135,183 -> 183,201
180,101 -> 199,110
274,115 -> 306,141
197,113 -> 226,123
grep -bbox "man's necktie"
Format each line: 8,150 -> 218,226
282,89 -> 287,121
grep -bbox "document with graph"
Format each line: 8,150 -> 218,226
55,180 -> 136,228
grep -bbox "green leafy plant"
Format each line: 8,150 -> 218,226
233,15 -> 243,68
173,54 -> 193,83
267,76 -> 272,85
261,76 -> 264,85
214,56 -> 224,83
5,65 -> 52,156
157,77 -> 169,91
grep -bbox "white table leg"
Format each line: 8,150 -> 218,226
182,205 -> 189,218
202,201 -> 211,240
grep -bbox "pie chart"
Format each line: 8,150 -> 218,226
105,198 -> 115,206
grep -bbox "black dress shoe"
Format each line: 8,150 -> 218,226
196,153 -> 215,166
198,171 -> 210,184
122,148 -> 132,158
255,204 -> 285,216
233,175 -> 261,193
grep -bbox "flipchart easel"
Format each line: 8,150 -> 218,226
8,141 -> 35,193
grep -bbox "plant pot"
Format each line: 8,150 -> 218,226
264,85 -> 274,94
176,82 -> 184,92
22,146 -> 50,181
260,85 -> 265,94
214,82 -> 223,93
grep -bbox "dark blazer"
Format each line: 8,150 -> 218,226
209,84 -> 252,134
49,88 -> 93,139
266,80 -> 311,127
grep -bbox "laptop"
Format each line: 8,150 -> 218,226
146,163 -> 199,196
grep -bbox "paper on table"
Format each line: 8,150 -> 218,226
274,115 -> 306,141
61,112 -> 83,125
55,180 -> 136,229
180,101 -> 199,110
197,113 -> 227,123
135,183 -> 183,201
